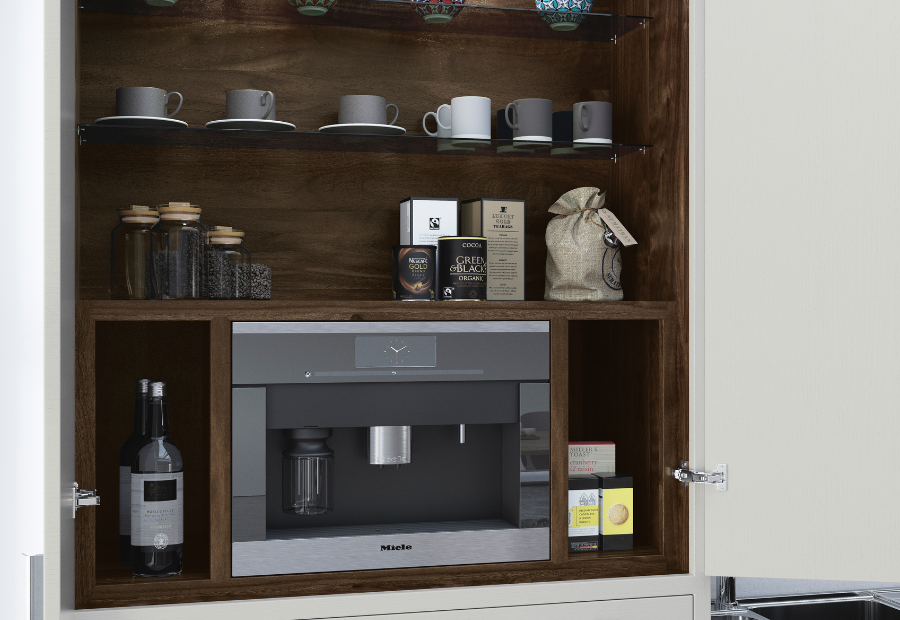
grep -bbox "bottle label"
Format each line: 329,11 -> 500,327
131,472 -> 183,548
119,466 -> 130,536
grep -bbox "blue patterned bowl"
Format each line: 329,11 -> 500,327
414,0 -> 466,24
535,0 -> 592,31
289,0 -> 337,16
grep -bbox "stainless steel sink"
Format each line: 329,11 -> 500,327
746,597 -> 900,620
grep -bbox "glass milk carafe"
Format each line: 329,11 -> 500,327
282,428 -> 334,515
110,206 -> 159,300
151,203 -> 207,300
206,226 -> 252,300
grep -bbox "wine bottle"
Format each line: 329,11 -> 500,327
131,381 -> 184,578
119,378 -> 152,564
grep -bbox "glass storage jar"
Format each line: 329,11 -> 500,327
151,203 -> 207,300
110,205 -> 159,300
206,226 -> 252,300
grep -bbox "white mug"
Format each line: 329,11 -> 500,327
423,104 -> 451,138
448,96 -> 491,140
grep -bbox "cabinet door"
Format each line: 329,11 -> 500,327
703,0 -> 900,581
332,597 -> 694,620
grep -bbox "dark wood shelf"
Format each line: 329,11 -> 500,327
80,0 -> 651,43
77,125 -> 650,161
81,300 -> 673,322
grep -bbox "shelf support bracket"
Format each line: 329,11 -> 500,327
673,461 -> 728,491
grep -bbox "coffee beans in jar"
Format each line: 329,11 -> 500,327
438,237 -> 487,301
392,245 -> 436,301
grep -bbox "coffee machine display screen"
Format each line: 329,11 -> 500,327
355,336 -> 437,368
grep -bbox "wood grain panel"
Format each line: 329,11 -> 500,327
74,303 -> 96,606
574,320 -> 660,552
79,146 -> 608,302
81,300 -> 673,322
549,318 -> 569,563
82,550 -> 670,608
84,321 -> 212,599
209,317 -> 232,582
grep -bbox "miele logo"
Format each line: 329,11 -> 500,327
381,544 -> 412,551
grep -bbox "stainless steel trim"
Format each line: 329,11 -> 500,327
233,321 -> 550,334
232,524 -> 549,576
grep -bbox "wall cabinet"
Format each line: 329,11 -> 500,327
45,1 -> 900,619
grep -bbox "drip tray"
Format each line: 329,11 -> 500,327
267,519 -> 516,540
233,519 -> 548,576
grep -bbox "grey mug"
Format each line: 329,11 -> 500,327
573,101 -> 612,143
504,98 -> 553,141
339,95 -> 399,126
116,86 -> 183,118
226,90 -> 276,120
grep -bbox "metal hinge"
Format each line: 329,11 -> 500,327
673,461 -> 728,491
72,482 -> 100,518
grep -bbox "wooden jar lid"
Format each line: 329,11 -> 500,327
157,202 -> 202,214
207,226 -> 245,238
118,205 -> 159,217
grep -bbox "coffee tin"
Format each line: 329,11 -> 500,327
392,245 -> 436,301
438,236 -> 487,301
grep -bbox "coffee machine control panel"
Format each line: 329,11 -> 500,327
355,336 -> 437,368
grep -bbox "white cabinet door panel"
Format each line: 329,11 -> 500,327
704,0 -> 900,581
334,596 -> 694,620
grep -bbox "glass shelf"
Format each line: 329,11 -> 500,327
80,0 -> 651,43
77,124 -> 651,161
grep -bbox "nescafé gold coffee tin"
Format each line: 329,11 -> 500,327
392,245 -> 436,301
438,236 -> 487,301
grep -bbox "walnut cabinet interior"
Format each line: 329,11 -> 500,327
73,0 -> 688,609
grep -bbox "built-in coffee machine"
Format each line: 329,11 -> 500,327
231,321 -> 550,576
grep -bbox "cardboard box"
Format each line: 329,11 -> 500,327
400,197 -> 458,247
595,473 -> 633,551
569,441 -> 615,475
459,199 -> 525,301
567,474 -> 599,552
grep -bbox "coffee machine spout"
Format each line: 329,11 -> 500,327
368,426 -> 411,466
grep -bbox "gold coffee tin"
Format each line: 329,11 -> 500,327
392,245 -> 436,301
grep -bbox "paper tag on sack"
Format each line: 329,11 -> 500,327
597,209 -> 637,246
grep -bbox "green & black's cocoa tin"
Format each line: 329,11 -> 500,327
438,236 -> 487,301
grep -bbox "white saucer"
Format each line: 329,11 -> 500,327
574,138 -> 613,144
319,123 -> 406,136
95,116 -> 188,128
206,119 -> 296,131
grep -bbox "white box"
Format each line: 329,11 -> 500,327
459,198 -> 525,301
399,197 -> 458,247
568,441 -> 615,475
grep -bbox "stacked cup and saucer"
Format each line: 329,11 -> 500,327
206,90 -> 296,131
319,95 -> 406,135
95,86 -> 187,128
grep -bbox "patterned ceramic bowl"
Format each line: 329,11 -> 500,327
535,0 -> 592,31
414,0 -> 466,24
289,0 -> 338,17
